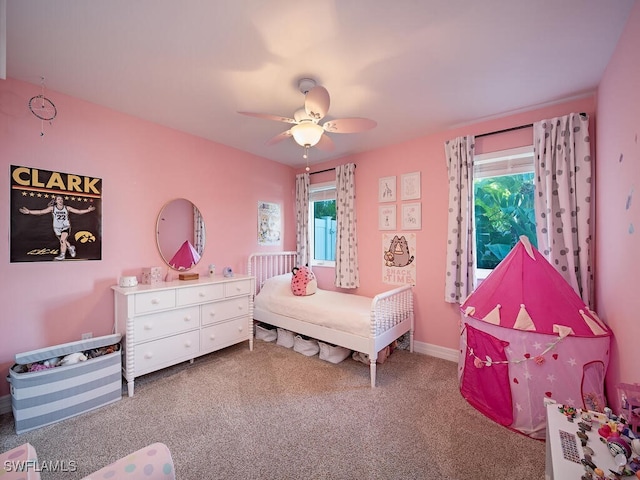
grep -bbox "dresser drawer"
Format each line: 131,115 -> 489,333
224,279 -> 252,297
134,330 -> 199,376
134,289 -> 176,314
200,317 -> 250,353
176,283 -> 224,306
201,297 -> 250,326
134,306 -> 199,342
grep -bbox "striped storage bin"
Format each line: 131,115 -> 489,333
8,334 -> 122,434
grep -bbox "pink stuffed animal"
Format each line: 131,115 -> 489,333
291,266 -> 317,296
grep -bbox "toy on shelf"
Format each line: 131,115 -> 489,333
618,383 -> 640,434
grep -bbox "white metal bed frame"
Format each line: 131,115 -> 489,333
248,251 -> 414,387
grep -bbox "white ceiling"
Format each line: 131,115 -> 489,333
5,1 -> 636,169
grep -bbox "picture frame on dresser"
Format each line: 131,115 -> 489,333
112,275 -> 255,396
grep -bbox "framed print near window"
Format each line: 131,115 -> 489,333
378,205 -> 396,230
402,202 -> 421,230
378,176 -> 396,202
257,201 -> 281,245
401,172 -> 421,200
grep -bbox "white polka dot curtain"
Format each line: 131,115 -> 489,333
295,173 -> 310,267
193,205 -> 205,256
444,135 -> 475,304
533,113 -> 593,306
335,163 -> 359,289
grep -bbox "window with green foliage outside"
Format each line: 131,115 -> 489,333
473,147 -> 537,272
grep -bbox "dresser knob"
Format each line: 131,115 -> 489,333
199,292 -> 205,297
144,323 -> 153,330
238,325 -> 243,332
144,352 -> 153,359
209,334 -> 215,340
151,298 -> 160,305
185,340 -> 192,348
184,315 -> 192,322
209,311 -> 216,317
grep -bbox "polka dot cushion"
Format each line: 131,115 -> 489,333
290,266 -> 317,296
81,443 -> 175,480
0,443 -> 40,479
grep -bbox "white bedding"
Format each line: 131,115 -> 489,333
254,273 -> 372,337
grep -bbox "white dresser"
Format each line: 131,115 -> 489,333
112,275 -> 254,396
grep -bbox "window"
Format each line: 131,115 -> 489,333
309,181 -> 336,266
473,146 -> 537,282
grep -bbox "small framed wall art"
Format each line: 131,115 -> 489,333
401,202 -> 422,230
401,172 -> 421,200
378,205 -> 397,230
378,176 -> 396,202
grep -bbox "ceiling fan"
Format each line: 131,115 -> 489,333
238,78 -> 377,164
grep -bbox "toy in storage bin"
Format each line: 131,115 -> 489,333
7,334 -> 122,434
618,382 -> 640,433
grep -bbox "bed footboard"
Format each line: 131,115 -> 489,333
368,285 -> 415,387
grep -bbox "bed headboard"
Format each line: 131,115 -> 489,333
248,251 -> 298,294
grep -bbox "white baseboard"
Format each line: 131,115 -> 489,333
0,394 -> 11,415
413,340 -> 458,363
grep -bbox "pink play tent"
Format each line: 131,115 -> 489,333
169,240 -> 201,270
459,236 -> 611,439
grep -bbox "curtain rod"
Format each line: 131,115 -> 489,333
475,123 -> 533,139
308,164 -> 356,175
475,112 -> 587,139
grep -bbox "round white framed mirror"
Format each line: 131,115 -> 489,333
156,198 -> 205,271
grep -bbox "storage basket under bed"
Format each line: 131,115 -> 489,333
7,334 -> 122,434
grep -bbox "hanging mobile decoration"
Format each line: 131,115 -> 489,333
28,77 -> 57,136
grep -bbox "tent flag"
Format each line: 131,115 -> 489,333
553,324 -> 574,338
580,310 -> 608,336
588,308 -> 609,331
519,235 -> 535,260
482,304 -> 501,325
513,304 -> 535,331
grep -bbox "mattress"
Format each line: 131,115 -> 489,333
254,273 -> 372,337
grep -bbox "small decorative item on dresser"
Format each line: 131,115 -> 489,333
141,266 -> 163,285
208,264 -> 216,277
178,272 -> 199,281
223,266 -> 233,277
119,276 -> 138,288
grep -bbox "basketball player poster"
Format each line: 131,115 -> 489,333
10,165 -> 102,262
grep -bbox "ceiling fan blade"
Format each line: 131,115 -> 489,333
323,117 -> 377,133
315,133 -> 335,152
266,130 -> 292,146
304,86 -> 330,121
238,111 -> 297,124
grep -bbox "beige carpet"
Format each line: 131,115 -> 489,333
0,340 -> 546,479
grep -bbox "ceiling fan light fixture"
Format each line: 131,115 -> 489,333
291,121 -> 324,148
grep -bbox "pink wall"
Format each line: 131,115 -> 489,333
2,11 -> 635,407
595,1 -> 640,403
0,78 -> 295,397
305,96 -> 596,354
